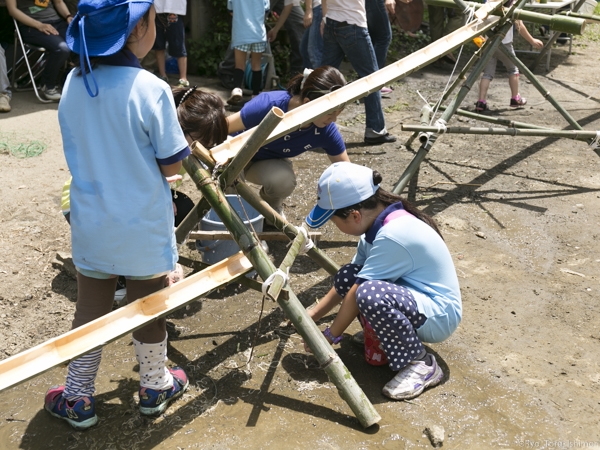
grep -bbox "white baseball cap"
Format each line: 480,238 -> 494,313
305,162 -> 379,228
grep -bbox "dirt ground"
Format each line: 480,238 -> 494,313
1,25 -> 600,450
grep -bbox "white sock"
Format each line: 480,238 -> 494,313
133,336 -> 173,390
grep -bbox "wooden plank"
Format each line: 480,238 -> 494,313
209,14 -> 503,165
0,253 -> 254,393
189,230 -> 322,242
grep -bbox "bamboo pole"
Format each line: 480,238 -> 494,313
401,124 -> 600,140
560,11 -> 600,22
393,24 -> 511,194
498,44 -> 584,132
185,155 -> 381,428
437,104 -> 551,130
176,109 -> 283,245
209,14 -> 503,165
189,230 -> 321,242
233,180 -> 340,276
405,35 -> 500,148
218,107 -> 284,190
424,0 -> 587,34
266,228 -> 307,302
0,253 -> 254,393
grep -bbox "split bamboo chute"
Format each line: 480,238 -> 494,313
0,253 -> 254,393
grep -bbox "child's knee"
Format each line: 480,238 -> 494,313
333,263 -> 361,297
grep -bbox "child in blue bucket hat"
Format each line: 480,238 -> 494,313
45,0 -> 191,430
305,162 -> 462,401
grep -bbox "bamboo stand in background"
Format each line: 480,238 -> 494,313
394,0 -> 594,197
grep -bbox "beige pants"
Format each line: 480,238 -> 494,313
244,158 -> 297,211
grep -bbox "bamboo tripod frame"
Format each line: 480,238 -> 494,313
395,0 -> 595,196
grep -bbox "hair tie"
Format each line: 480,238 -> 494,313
178,85 -> 197,108
300,68 -> 313,90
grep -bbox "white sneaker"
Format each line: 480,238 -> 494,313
0,93 -> 10,112
42,86 -> 61,101
227,87 -> 243,105
382,353 -> 444,400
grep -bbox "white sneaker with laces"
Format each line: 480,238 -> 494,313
228,87 -> 243,105
382,353 -> 444,400
42,86 -> 61,101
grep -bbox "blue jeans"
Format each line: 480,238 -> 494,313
366,0 -> 392,71
18,19 -> 69,89
321,19 -> 385,134
300,4 -> 324,69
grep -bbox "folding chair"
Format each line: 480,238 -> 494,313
10,18 -> 52,103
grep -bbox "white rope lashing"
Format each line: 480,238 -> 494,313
295,226 -> 315,253
261,268 -> 290,296
590,131 -> 600,150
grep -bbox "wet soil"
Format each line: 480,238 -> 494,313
1,30 -> 600,450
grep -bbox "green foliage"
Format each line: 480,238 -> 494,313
186,2 -> 295,82
387,26 -> 431,62
187,0 -> 231,76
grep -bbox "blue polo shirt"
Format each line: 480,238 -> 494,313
240,91 -> 346,161
59,50 -> 189,276
352,202 -> 462,343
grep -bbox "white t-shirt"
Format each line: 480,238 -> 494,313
284,0 -> 301,5
502,26 -> 514,44
154,0 -> 187,15
324,0 -> 366,28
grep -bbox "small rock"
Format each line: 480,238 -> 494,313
424,425 -> 445,448
24,294 -> 33,301
475,231 -> 486,239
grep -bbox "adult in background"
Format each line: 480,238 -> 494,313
0,46 -> 10,112
6,0 -> 72,101
300,0 -> 324,69
153,0 -> 189,88
321,0 -> 397,145
270,0 -> 304,76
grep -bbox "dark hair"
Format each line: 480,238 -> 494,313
173,87 -> 228,149
286,66 -> 346,102
333,171 -> 443,238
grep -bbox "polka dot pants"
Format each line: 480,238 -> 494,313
334,263 -> 427,371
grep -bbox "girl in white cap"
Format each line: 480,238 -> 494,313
45,0 -> 190,429
305,162 -> 462,400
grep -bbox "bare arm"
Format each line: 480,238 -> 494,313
226,112 -> 247,134
268,4 -> 293,42
307,286 -> 343,322
515,20 -> 543,49
328,150 -> 350,163
304,0 -> 313,28
7,0 -> 71,34
321,0 -> 327,36
159,161 -> 183,177
53,0 -> 74,23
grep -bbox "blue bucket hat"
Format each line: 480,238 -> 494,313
66,0 -> 153,97
305,162 -> 380,228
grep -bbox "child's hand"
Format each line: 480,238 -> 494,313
166,174 -> 183,183
531,38 -> 544,49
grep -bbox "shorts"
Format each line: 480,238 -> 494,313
234,42 -> 267,53
76,267 -> 169,281
153,13 -> 187,57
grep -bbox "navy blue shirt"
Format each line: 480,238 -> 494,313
240,91 -> 346,161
